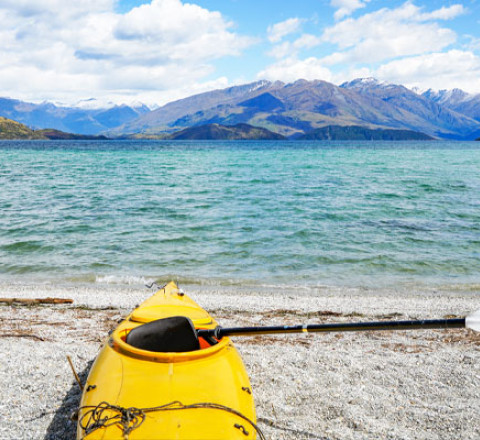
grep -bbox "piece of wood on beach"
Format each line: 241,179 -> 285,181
0,332 -> 45,341
0,297 -> 73,305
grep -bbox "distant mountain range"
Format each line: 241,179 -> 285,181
0,97 -> 149,135
109,78 -> 480,140
2,78 -> 480,140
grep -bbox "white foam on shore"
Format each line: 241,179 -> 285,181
95,274 -> 151,286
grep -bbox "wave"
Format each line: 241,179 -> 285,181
95,274 -> 151,285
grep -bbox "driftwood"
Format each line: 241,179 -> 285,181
0,297 -> 73,305
0,333 -> 45,341
67,355 -> 84,391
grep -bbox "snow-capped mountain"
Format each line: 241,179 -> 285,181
422,89 -> 480,123
111,78 -> 480,140
2,78 -> 480,139
0,97 -> 150,134
423,88 -> 473,106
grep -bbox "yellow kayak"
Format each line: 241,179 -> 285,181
76,281 -> 258,440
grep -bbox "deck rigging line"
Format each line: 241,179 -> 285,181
78,400 -> 266,440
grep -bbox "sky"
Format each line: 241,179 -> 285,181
1,0 -> 480,108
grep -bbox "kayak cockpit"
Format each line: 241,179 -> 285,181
126,316 -> 202,352
109,315 -> 226,363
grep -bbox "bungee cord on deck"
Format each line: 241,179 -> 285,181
78,400 -> 266,440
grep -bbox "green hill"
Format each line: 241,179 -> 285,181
0,117 -> 108,140
297,125 -> 434,140
0,116 -> 45,139
36,129 -> 108,140
168,123 -> 285,140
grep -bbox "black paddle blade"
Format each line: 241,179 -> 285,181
126,316 -> 200,352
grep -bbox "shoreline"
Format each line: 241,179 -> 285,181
1,282 -> 479,439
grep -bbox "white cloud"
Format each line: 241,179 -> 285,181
321,2 -> 458,64
330,0 -> 370,20
257,57 -> 333,83
293,34 -> 322,50
0,0 -> 475,106
267,34 -> 321,60
267,42 -> 293,59
0,0 -> 252,106
416,4 -> 465,21
467,36 -> 480,52
0,0 -> 113,18
376,50 -> 480,93
259,2 -> 474,93
114,0 -> 248,61
267,18 -> 302,43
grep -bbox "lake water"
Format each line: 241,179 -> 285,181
0,140 -> 479,291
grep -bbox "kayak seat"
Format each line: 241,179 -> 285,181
126,316 -> 200,352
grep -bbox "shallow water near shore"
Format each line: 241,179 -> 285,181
1,140 -> 479,291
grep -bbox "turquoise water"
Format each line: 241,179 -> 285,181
0,140 -> 479,289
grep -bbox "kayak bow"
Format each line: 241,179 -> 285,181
76,281 -> 258,440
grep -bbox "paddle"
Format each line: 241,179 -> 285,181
197,309 -> 480,340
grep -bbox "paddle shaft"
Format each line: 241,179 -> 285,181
197,317 -> 466,339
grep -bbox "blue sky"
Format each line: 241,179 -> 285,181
1,0 -> 479,107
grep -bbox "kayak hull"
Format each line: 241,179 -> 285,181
76,282 -> 256,439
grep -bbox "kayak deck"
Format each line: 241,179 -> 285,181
77,282 -> 258,439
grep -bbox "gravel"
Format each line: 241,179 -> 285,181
1,282 -> 479,440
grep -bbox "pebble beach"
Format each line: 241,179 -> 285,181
1,282 -> 479,440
